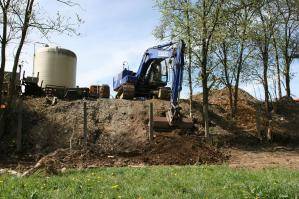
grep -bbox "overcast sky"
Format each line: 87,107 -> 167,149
6,0 -> 299,98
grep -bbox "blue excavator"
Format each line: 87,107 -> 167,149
113,40 -> 192,128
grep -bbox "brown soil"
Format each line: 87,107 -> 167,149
21,132 -> 227,175
1,88 -> 299,173
228,147 -> 299,169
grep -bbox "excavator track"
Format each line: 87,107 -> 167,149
117,84 -> 135,100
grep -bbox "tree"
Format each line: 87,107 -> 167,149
0,0 -> 81,108
184,0 -> 194,118
154,0 -> 195,118
0,0 -> 81,137
193,0 -> 225,137
231,1 -> 254,117
250,0 -> 277,121
0,0 -> 11,105
8,0 -> 35,107
272,35 -> 283,99
274,0 -> 299,97
214,0 -> 254,118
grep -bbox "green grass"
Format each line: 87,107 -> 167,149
0,166 -> 298,199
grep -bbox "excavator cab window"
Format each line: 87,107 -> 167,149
146,60 -> 168,86
160,60 -> 168,83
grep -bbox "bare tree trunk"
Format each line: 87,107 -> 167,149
262,51 -> 273,142
185,0 -> 193,118
284,46 -> 291,97
273,37 -> 282,99
8,0 -> 35,107
187,49 -> 193,118
280,7 -> 295,98
285,59 -> 291,97
0,0 -> 11,104
202,77 -> 209,138
233,54 -> 242,118
232,29 -> 246,118
201,0 -> 209,138
221,42 -> 233,118
202,44 -> 209,138
262,50 -> 271,119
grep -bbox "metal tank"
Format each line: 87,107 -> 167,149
33,46 -> 77,88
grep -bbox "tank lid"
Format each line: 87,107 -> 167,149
36,46 -> 76,58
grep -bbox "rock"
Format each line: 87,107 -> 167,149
61,167 -> 67,173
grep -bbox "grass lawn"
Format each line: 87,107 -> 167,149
0,166 -> 298,198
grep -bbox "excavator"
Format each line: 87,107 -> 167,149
113,40 -> 193,129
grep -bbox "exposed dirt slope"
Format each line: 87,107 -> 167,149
194,88 -> 299,146
1,88 -> 299,171
1,97 -> 227,171
22,98 -> 150,154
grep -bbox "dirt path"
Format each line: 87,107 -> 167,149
228,148 -> 299,169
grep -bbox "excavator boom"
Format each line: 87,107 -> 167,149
113,40 -> 193,129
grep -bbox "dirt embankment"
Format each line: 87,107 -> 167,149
22,98 -> 150,155
193,88 -> 299,146
1,97 -> 227,171
1,88 -> 299,171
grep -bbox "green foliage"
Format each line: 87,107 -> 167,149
154,0 -> 299,91
0,166 -> 298,198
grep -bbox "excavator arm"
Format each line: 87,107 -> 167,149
113,40 -> 192,129
135,40 -> 186,125
167,40 -> 185,125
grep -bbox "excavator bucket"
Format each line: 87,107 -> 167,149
153,116 -> 193,131
148,102 -> 193,131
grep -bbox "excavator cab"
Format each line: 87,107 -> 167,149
146,59 -> 168,87
113,40 -> 193,129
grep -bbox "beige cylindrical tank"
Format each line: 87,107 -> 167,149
34,46 -> 77,88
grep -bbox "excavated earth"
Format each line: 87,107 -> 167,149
1,88 -> 299,173
0,97 -> 227,172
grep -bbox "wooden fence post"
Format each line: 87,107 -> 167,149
148,102 -> 153,141
17,99 -> 23,152
83,100 -> 87,147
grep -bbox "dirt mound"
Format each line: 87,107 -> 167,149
10,97 -> 229,171
22,98 -> 155,154
209,88 -> 258,106
2,88 -> 299,171
192,88 -> 299,146
22,132 -> 227,175
193,88 -> 259,138
143,132 -> 227,165
193,88 -> 258,105
277,96 -> 296,105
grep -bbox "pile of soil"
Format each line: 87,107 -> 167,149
1,96 -> 229,172
20,132 -> 227,175
194,88 -> 259,131
1,88 -> 299,172
22,98 -> 152,155
193,88 -> 299,146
